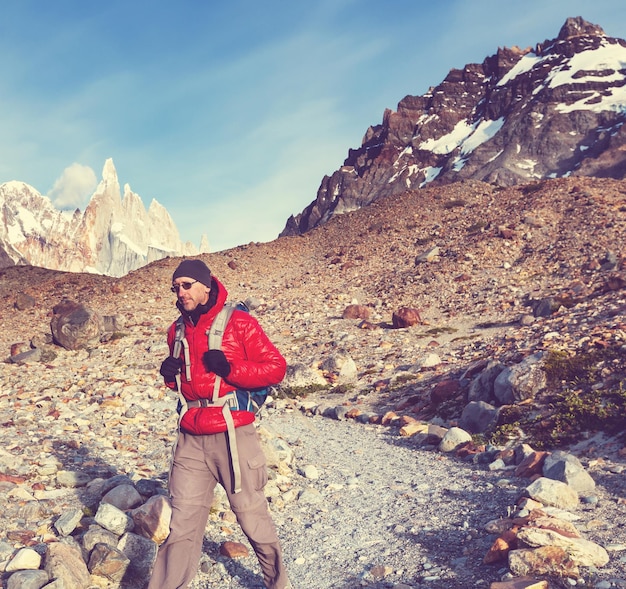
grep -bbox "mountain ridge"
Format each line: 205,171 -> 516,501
281,16 -> 626,237
0,158 -> 206,277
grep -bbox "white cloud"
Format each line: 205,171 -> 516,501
48,163 -> 98,210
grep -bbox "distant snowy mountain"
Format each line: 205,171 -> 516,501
282,17 -> 626,236
0,158 -> 206,276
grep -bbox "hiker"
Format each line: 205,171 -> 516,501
148,259 -> 290,589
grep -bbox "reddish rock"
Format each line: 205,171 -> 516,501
392,307 -> 422,328
345,408 -> 362,419
220,541 -> 249,558
498,225 -> 517,239
456,441 -> 486,458
430,380 -> 461,405
515,451 -> 548,478
10,342 -> 30,356
7,529 -> 36,543
484,528 -> 519,563
342,304 -> 371,320
0,473 -> 26,484
381,411 -> 399,425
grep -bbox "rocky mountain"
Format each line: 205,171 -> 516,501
0,158 -> 203,277
282,17 -> 626,236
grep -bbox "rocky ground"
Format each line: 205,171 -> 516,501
0,176 -> 625,588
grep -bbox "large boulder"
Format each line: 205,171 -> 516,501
494,353 -> 546,405
50,300 -> 104,350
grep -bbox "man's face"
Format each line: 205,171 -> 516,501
172,276 -> 210,311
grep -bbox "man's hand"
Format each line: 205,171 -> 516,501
202,350 -> 231,377
160,356 -> 182,381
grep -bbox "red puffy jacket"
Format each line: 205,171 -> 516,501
164,277 -> 287,434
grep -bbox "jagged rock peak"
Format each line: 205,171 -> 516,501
0,159 -> 199,276
280,16 -> 626,238
558,16 -> 605,40
102,157 -> 119,186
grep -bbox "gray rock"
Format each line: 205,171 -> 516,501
44,541 -> 91,589
50,300 -> 105,350
6,570 -> 49,589
102,314 -> 125,333
102,483 -> 144,510
439,427 -> 472,453
54,507 -> 84,537
494,353 -> 546,404
534,296 -> 561,317
117,532 -> 158,581
56,470 -> 91,488
524,476 -> 579,510
88,542 -> 131,582
467,360 -> 505,403
324,405 -> 350,420
459,400 -> 500,434
81,525 -> 121,554
320,352 -> 358,384
281,363 -> 327,389
94,502 -> 134,536
542,450 -> 596,495
8,348 -> 41,364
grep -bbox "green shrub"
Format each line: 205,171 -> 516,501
524,347 -> 626,447
274,383 -> 331,399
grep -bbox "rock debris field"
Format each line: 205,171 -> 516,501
0,176 -> 626,588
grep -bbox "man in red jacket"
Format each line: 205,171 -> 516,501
148,259 -> 290,589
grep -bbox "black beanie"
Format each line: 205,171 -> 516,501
172,259 -> 212,287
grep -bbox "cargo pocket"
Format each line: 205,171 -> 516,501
247,451 -> 268,491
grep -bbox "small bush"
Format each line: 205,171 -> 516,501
442,199 -> 467,209
523,346 -> 626,448
274,383 -> 331,399
467,220 -> 489,234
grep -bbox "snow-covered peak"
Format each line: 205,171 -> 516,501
0,159 -> 200,276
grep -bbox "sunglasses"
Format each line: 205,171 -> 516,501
171,280 -> 199,293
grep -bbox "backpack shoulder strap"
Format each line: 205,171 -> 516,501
172,315 -> 189,424
208,302 -> 238,350
173,315 -> 185,357
207,302 -> 239,402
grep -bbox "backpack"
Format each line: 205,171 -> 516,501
172,301 -> 269,416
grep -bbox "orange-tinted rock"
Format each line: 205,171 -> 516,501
392,307 -> 422,328
220,541 -> 249,559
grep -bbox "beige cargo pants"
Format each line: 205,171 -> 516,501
147,424 -> 289,589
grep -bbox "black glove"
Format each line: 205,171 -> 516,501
160,356 -> 182,381
202,350 -> 231,377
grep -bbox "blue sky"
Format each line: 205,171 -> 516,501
1,1 -> 625,252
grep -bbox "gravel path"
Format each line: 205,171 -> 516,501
188,407 -> 520,589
